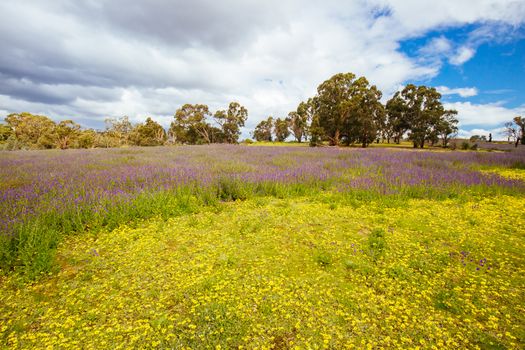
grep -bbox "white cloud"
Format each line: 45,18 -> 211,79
457,127 -> 508,141
419,37 -> 453,56
444,101 -> 525,127
449,46 -> 476,65
436,86 -> 478,98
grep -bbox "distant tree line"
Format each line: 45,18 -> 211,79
10,72 -> 516,150
253,72 -> 459,148
0,102 -> 247,150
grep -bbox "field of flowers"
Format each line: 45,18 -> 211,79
1,145 -> 524,348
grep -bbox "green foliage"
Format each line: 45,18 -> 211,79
170,104 -> 213,144
461,141 -> 471,150
105,116 -> 133,146
54,120 -> 82,149
303,73 -> 386,147
76,129 -> 97,149
253,116 -> 274,142
0,123 -> 12,144
308,115 -> 324,147
273,117 -> 290,142
288,104 -> 309,143
313,250 -> 333,267
214,102 -> 248,144
386,85 -> 457,149
130,117 -> 167,146
5,112 -> 57,149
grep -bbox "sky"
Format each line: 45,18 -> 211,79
0,0 -> 524,140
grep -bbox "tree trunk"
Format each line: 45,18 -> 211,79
334,129 -> 340,146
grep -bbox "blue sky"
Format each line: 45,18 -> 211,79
403,26 -> 524,107
400,22 -> 525,138
0,1 -> 524,139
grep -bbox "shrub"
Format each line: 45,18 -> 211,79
460,141 -> 470,150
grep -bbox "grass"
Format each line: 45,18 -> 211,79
1,192 -> 523,348
1,146 -> 524,348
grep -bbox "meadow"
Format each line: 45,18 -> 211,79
1,144 -> 524,349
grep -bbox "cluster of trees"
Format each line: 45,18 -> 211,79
0,102 -> 248,150
11,73 -> 520,151
0,113 -> 168,150
169,102 -> 247,144
254,73 -> 459,148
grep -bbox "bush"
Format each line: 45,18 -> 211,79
460,141 -> 470,150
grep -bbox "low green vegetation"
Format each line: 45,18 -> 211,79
1,190 -> 523,348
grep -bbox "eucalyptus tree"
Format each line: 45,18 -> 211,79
253,117 -> 274,142
435,110 -> 458,147
385,92 -> 411,144
130,117 -> 167,146
214,102 -> 248,144
289,100 -> 313,143
170,104 -> 212,144
313,73 -> 384,147
5,112 -> 56,149
314,72 -> 357,145
390,84 -> 456,148
274,117 -> 291,142
54,120 -> 82,149
342,77 -> 385,147
105,116 -> 133,146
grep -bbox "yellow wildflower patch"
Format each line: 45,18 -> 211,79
0,194 -> 524,349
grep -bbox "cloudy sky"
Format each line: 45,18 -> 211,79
1,0 -> 524,139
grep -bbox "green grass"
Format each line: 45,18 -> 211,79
1,193 -> 524,349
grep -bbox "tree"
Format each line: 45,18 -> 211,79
130,117 -> 167,146
390,85 -> 452,148
76,129 -> 96,149
435,110 -> 458,147
54,120 -> 81,149
0,123 -> 13,144
309,114 -> 324,147
214,102 -> 248,144
5,112 -> 56,149
170,104 -> 212,144
314,73 -> 357,145
288,101 -> 310,142
385,93 -> 410,144
312,73 -> 385,147
342,77 -> 385,147
253,117 -> 274,142
105,116 -> 133,146
504,121 -> 519,143
513,116 -> 525,145
274,117 -> 291,142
